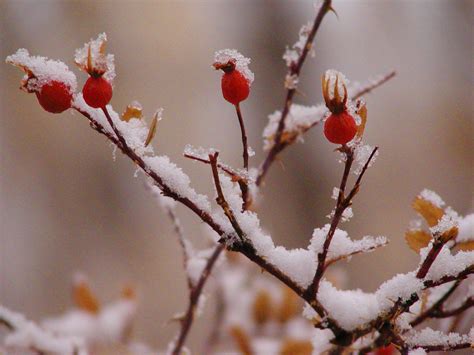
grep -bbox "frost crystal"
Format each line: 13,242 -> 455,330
6,49 -> 77,93
419,189 -> 445,208
214,49 -> 254,84
283,22 -> 313,67
353,143 -> 378,175
263,104 -> 326,150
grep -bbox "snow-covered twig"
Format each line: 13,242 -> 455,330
170,244 -> 225,355
257,0 -> 333,186
306,146 -> 378,299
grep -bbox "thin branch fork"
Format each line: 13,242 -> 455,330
305,146 -> 378,299
410,279 -> 461,327
184,151 -> 250,210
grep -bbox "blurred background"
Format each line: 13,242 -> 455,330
0,0 -> 472,350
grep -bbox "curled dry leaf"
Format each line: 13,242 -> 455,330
144,114 -> 158,147
121,101 -> 143,121
73,278 -> 100,314
405,229 -> 431,253
252,289 -> 273,325
412,196 -> 444,227
355,100 -> 367,139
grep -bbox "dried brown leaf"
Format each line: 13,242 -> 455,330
229,325 -> 253,355
121,102 -> 143,122
73,279 -> 100,314
356,101 -> 367,139
252,289 -> 273,325
144,115 -> 158,147
405,229 -> 431,253
456,241 -> 474,251
280,339 -> 312,355
412,196 -> 444,227
276,286 -> 300,323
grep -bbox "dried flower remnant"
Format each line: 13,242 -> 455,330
322,70 -> 358,145
75,33 -> 114,108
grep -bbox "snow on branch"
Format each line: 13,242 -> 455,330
0,305 -> 87,355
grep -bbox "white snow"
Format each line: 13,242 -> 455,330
420,244 -> 474,282
263,104 -> 326,150
214,49 -> 254,84
74,32 -> 115,82
6,48 -> 77,93
310,225 -> 387,263
0,305 -> 87,355
419,189 -> 445,208
404,327 -> 471,348
456,213 -> 474,243
317,280 -> 380,331
353,143 -> 378,175
311,328 -> 335,354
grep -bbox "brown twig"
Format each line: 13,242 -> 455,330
184,152 -> 250,210
305,146 -> 378,299
410,279 -> 462,327
171,244 -> 225,355
257,0 -> 333,186
165,206 -> 192,289
351,71 -> 396,100
235,103 -> 249,170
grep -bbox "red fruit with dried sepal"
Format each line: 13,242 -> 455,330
214,61 -> 250,105
322,71 -> 358,145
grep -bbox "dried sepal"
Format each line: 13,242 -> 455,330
405,229 -> 431,253
121,101 -> 143,121
72,276 -> 100,314
412,196 -> 444,227
229,325 -> 253,355
74,33 -> 115,81
276,286 -> 300,323
252,289 -> 273,325
280,338 -> 312,355
322,70 -> 348,114
355,100 -> 367,139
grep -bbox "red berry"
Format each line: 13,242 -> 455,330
221,70 -> 250,105
82,76 -> 113,108
374,344 -> 395,355
324,111 -> 357,145
35,81 -> 72,114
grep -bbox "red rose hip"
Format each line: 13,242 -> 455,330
221,70 -> 250,105
82,76 -> 113,108
324,111 -> 357,145
35,81 -> 73,114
